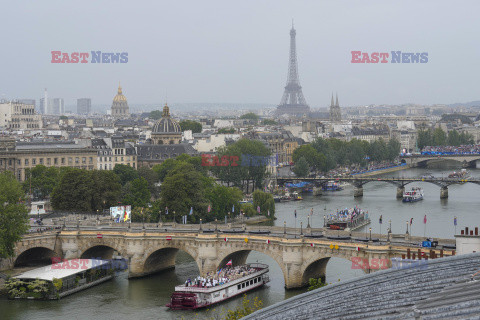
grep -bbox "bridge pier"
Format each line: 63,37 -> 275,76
396,187 -> 405,199
465,160 -> 477,168
440,186 -> 448,199
354,186 -> 363,198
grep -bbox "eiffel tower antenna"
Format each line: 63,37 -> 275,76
277,22 -> 310,116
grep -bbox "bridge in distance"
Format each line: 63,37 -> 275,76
275,176 -> 480,198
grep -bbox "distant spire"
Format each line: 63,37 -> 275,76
335,93 -> 339,107
331,93 -> 334,107
118,82 -> 122,95
292,18 -> 294,29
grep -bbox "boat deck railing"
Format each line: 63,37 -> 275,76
176,267 -> 269,292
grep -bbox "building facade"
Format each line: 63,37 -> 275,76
253,130 -> 298,164
77,98 -> 92,115
93,137 -> 137,170
0,138 -> 98,181
0,102 -> 42,129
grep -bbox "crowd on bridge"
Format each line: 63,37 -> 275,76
421,144 -> 480,155
27,226 -> 63,233
324,161 -> 401,178
184,265 -> 257,288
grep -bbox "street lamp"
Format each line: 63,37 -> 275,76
369,227 -> 372,241
173,211 -> 176,224
388,220 -> 392,242
199,218 -> 202,231
284,221 -> 286,235
300,222 -> 303,235
406,220 -> 409,234
215,218 -> 217,231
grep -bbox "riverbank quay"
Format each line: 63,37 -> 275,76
244,252 -> 480,320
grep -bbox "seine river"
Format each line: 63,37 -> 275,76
2,166 -> 479,320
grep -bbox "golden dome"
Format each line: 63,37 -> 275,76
113,83 -> 127,102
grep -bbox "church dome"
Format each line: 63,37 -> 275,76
113,85 -> 127,102
113,84 -> 127,102
152,103 -> 181,134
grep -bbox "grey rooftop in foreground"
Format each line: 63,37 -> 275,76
245,253 -> 480,320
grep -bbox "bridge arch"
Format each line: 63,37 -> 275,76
129,243 -> 200,278
217,245 -> 288,286
14,246 -> 57,267
143,247 -> 199,277
80,245 -> 121,260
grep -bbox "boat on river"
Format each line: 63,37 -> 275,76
322,181 -> 343,191
448,169 -> 470,181
325,207 -> 369,231
402,187 -> 424,203
292,191 -> 303,201
166,263 -> 270,310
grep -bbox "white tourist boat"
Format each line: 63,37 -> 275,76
166,263 -> 269,310
402,187 -> 424,203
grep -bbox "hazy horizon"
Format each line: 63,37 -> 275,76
2,0 -> 480,108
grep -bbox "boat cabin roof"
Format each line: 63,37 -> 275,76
14,259 -> 110,281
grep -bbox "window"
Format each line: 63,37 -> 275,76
54,158 -> 58,165
75,157 -> 79,164
32,158 -> 36,165
8,159 -> 12,166
68,157 -> 72,164
61,158 -> 65,164
47,158 -> 51,165
39,158 -> 44,165
25,159 -> 29,165
89,157 -> 93,164
237,285 -> 241,290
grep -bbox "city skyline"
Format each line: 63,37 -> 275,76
1,1 -> 480,108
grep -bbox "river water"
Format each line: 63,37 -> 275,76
2,166 -> 479,320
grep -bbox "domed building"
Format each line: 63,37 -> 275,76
111,84 -> 129,118
151,103 -> 182,144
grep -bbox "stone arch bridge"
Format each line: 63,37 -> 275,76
400,154 -> 480,168
9,227 -> 454,289
276,176 -> 480,199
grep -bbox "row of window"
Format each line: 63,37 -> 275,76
237,276 -> 262,290
98,156 -> 135,162
23,157 -> 94,166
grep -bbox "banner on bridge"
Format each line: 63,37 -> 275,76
110,205 -> 131,222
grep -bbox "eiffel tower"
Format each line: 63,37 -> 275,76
277,23 -> 310,116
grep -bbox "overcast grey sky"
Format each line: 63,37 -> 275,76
1,0 -> 479,108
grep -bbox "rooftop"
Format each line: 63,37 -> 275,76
245,253 -> 480,320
